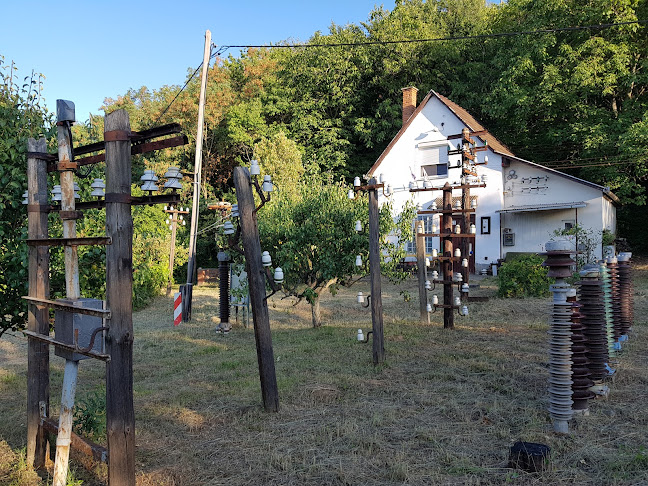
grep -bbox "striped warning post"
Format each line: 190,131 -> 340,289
173,292 -> 182,326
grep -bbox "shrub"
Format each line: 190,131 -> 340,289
497,254 -> 552,298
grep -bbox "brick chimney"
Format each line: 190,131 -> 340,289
401,86 -> 418,124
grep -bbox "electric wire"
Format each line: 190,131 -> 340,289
214,20 -> 646,54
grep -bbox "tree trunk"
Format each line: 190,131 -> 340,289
311,295 -> 322,328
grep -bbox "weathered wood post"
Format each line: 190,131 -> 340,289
368,179 -> 385,365
442,183 -> 454,329
104,109 -> 136,485
26,138 -> 50,469
416,220 -> 429,325
166,206 -> 178,297
233,166 -> 279,412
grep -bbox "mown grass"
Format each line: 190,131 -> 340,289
1,262 -> 647,485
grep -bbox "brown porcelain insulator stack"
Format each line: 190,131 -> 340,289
617,252 -> 633,339
606,256 -> 623,344
567,289 -> 594,415
541,240 -> 576,433
578,266 -> 609,394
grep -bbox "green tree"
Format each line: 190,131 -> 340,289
258,175 -> 415,327
0,58 -> 52,337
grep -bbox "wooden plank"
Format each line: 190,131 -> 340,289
234,166 -> 279,412
104,109 -> 136,486
22,297 -> 111,318
368,181 -> 386,364
42,418 -> 108,463
26,137 -> 50,469
26,237 -> 111,247
416,221 -> 429,325
22,331 -> 110,361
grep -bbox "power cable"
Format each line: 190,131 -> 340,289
153,62 -> 205,126
214,20 -> 646,54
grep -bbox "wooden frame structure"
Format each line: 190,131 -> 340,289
25,108 -> 186,485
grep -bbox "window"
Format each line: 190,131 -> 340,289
481,216 -> 491,235
418,144 -> 449,179
406,215 -> 436,254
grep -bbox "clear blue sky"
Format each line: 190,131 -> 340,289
1,0 -> 395,123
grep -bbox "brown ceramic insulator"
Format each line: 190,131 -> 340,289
617,259 -> 633,335
541,251 -> 576,278
578,277 -> 608,382
570,302 -> 594,411
607,260 -> 622,340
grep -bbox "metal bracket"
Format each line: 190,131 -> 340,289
27,204 -> 50,213
104,130 -> 131,142
57,160 -> 78,171
27,151 -> 56,161
105,193 -> 133,204
59,210 -> 84,220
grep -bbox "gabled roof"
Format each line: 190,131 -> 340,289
368,89 -> 513,175
368,89 -> 619,205
432,91 -> 515,157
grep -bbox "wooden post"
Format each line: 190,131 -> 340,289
104,109 -> 136,485
166,206 -> 178,297
52,104 -> 82,486
443,184 -> 454,329
368,181 -> 385,365
416,220 -> 429,325
26,138 -> 50,469
233,166 -> 279,412
185,29 -> 212,319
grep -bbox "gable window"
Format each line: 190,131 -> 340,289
418,143 -> 449,179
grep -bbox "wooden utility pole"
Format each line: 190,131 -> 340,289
105,109 -> 136,485
368,179 -> 385,365
416,220 -> 429,325
233,166 -> 279,412
442,184 -> 454,329
185,29 -> 212,319
26,138 -> 50,470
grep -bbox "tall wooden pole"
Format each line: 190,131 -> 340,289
105,109 -> 136,485
185,30 -> 212,319
233,166 -> 279,412
443,184 -> 454,329
26,138 -> 50,469
416,220 -> 429,325
166,206 -> 179,297
368,180 -> 385,365
52,105 -> 82,486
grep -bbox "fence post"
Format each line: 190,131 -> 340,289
26,138 -> 50,469
368,180 -> 385,365
104,109 -> 136,485
417,220 -> 429,325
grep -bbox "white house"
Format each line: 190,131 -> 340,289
368,87 -> 618,273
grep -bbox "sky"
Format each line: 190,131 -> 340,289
1,0 -> 396,123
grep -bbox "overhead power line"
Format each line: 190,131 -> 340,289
214,20 -> 646,53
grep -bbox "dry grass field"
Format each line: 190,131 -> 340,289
1,262 -> 647,485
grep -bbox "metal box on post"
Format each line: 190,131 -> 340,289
54,298 -> 105,361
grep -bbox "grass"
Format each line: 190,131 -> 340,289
0,262 -> 647,485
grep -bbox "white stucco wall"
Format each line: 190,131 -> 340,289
374,97 -> 503,269
500,159 -> 611,260
371,94 -> 616,269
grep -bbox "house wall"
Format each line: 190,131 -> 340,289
375,97 -> 503,271
500,159 -> 609,260
371,94 -> 616,270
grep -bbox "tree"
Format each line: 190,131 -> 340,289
258,175 -> 415,327
0,58 -> 53,337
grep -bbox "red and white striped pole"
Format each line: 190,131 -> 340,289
173,292 -> 182,326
